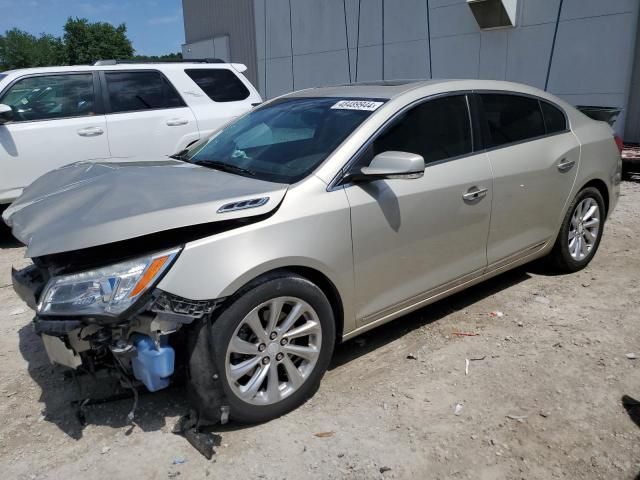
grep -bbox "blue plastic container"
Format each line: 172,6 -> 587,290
131,335 -> 175,392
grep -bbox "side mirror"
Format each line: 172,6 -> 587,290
348,151 -> 425,182
0,104 -> 14,125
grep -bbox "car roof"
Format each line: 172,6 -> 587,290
283,79 -> 559,102
1,62 -> 245,77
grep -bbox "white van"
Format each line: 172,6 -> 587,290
0,60 -> 262,204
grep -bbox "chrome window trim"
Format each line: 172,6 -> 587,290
328,91 -> 476,191
328,89 -> 571,192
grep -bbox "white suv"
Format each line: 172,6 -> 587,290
0,60 -> 262,204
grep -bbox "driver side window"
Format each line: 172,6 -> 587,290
0,73 -> 96,122
360,94 -> 473,166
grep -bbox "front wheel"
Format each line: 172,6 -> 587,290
548,187 -> 605,272
210,273 -> 335,423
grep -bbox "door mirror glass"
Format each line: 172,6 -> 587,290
0,104 -> 13,124
350,151 -> 425,182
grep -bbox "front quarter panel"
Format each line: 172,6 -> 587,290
157,175 -> 356,334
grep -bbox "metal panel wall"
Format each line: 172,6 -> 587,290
183,0 -> 640,139
625,8 -> 640,143
181,0 -> 259,86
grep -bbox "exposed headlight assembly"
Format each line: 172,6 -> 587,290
38,248 -> 180,317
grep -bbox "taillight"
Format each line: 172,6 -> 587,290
614,135 -> 624,154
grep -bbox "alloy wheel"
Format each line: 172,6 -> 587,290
568,197 -> 600,261
224,296 -> 322,405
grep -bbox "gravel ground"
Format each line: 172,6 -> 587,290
0,180 -> 639,480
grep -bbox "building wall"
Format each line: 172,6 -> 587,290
625,7 -> 640,143
182,0 -> 259,86
184,0 -> 640,139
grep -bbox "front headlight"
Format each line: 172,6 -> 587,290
38,248 -> 180,317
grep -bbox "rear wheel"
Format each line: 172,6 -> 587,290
210,273 -> 335,423
549,187 -> 605,272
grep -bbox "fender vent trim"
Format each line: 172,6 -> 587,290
217,197 -> 269,213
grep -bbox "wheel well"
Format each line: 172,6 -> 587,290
231,267 -> 345,345
582,179 -> 609,215
285,266 -> 345,345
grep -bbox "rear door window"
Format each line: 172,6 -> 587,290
105,71 -> 185,113
0,73 -> 96,122
370,95 -> 472,165
185,69 -> 250,102
480,94 -> 545,147
541,101 -> 567,134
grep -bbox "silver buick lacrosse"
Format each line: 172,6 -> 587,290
5,79 -> 621,424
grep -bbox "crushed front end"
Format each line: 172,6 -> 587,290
11,248 -> 225,419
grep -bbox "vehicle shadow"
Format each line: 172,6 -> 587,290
17,265 -> 532,440
17,324 -> 189,440
331,266 -> 532,369
0,231 -> 21,249
623,174 -> 640,183
0,206 -> 21,249
622,395 -> 640,480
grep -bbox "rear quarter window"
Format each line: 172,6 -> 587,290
185,69 -> 250,102
480,94 -> 546,147
541,101 -> 567,134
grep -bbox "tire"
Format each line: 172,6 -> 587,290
549,186 -> 605,272
209,272 -> 335,423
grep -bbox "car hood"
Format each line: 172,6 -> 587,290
3,159 -> 288,258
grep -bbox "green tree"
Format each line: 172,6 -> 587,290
0,29 -> 66,70
132,52 -> 183,62
63,17 -> 133,65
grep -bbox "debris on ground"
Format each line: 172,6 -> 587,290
172,457 -> 186,465
506,415 -> 528,423
100,446 -> 111,454
314,431 -> 335,438
454,403 -> 464,416
533,295 -> 551,305
489,311 -> 504,318
406,353 -> 417,360
452,332 -> 479,337
172,413 -> 220,460
625,353 -> 637,360
380,466 -> 392,473
465,358 -> 470,375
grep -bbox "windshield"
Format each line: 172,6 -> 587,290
184,97 -> 384,184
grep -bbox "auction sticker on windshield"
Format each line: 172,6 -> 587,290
331,100 -> 384,111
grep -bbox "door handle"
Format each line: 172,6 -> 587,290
462,187 -> 488,202
166,118 -> 189,126
557,158 -> 576,172
77,126 -> 104,137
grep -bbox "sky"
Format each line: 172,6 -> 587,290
0,0 -> 185,56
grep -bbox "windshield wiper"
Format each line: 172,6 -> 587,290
193,159 -> 256,177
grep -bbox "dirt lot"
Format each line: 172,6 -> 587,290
0,180 -> 639,480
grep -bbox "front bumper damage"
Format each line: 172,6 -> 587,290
12,263 -> 230,455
